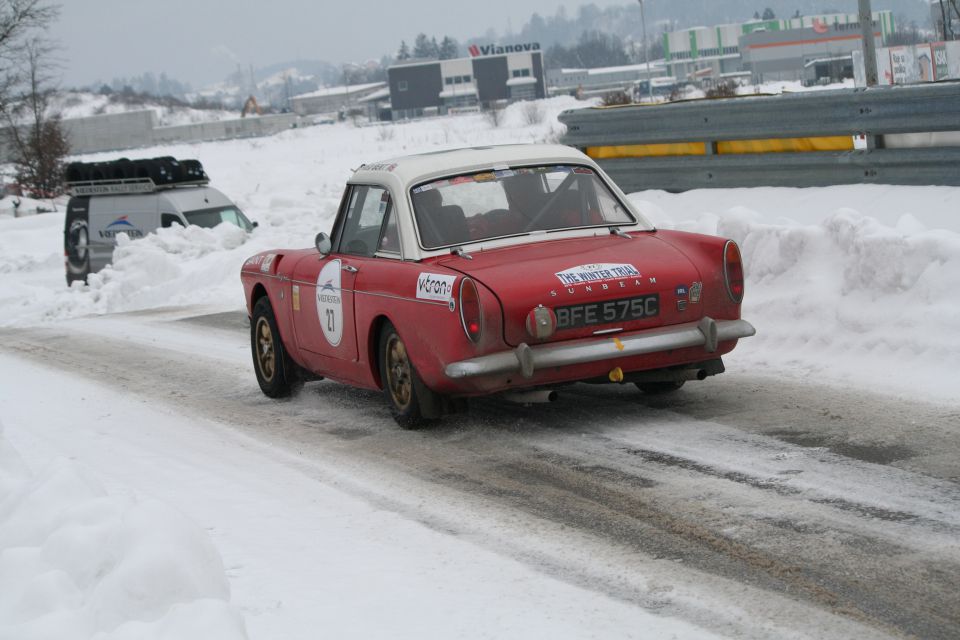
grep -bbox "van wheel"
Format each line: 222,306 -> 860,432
65,219 -> 90,285
251,296 -> 301,397
379,322 -> 440,429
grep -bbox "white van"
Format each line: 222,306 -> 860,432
64,157 -> 254,284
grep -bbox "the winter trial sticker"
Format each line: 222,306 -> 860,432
316,259 -> 343,346
555,263 -> 640,286
416,272 -> 456,302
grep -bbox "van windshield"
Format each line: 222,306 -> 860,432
183,206 -> 255,232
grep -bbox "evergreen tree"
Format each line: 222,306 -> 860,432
439,36 -> 459,60
762,7 -> 776,19
397,40 -> 411,60
413,33 -> 438,59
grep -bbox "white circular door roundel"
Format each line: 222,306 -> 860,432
316,259 -> 343,346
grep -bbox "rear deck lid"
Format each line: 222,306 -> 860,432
437,233 -> 704,346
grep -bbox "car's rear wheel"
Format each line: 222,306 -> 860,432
379,322 -> 440,429
251,296 -> 300,397
635,380 -> 685,395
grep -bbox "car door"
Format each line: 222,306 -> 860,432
291,184 -> 398,363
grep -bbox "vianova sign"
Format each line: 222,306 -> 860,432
468,42 -> 541,57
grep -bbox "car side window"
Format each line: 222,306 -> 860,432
161,213 -> 184,228
338,185 -> 393,258
378,206 -> 400,254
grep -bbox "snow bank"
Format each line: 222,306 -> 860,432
0,420 -> 247,640
633,194 -> 960,400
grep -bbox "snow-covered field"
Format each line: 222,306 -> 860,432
1,96 -> 959,638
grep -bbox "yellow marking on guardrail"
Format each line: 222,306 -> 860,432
586,136 -> 853,159
718,136 -> 853,153
587,142 -> 706,158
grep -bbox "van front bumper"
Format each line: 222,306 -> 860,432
444,317 -> 756,380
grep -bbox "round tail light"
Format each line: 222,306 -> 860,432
723,240 -> 745,304
459,277 -> 483,343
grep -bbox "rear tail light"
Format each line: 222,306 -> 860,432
723,240 -> 745,304
459,277 -> 483,343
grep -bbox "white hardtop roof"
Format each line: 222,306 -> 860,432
351,144 -> 594,187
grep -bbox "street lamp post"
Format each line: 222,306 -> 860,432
639,0 -> 653,101
858,0 -> 879,86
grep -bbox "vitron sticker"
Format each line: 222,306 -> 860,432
416,272 -> 456,302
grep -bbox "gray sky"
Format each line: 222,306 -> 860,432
51,0 -> 629,89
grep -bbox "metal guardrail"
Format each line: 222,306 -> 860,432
558,82 -> 960,191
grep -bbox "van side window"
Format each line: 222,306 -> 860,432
161,214 -> 184,228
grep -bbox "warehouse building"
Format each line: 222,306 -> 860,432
546,61 -> 666,98
740,18 -> 887,83
387,46 -> 546,120
289,82 -> 387,118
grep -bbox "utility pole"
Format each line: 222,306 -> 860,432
639,0 -> 653,101
858,0 -> 879,86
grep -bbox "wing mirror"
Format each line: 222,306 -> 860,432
315,232 -> 332,256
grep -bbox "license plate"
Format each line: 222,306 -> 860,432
554,294 -> 659,330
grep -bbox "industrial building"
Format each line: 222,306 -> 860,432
289,82 -> 387,118
546,62 -> 666,98
663,11 -> 894,83
740,20 -> 886,83
387,47 -> 546,120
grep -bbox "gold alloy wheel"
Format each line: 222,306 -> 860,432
255,317 -> 276,382
385,334 -> 412,410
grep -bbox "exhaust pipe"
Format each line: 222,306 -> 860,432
628,368 -> 707,384
504,389 -> 558,404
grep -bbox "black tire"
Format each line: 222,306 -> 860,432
65,218 -> 90,285
379,322 -> 440,429
635,380 -> 686,395
251,296 -> 301,398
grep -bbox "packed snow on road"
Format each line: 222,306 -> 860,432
1,97 -> 959,639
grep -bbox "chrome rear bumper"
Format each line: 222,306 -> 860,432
444,317 -> 756,380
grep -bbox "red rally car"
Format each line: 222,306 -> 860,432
241,144 -> 755,427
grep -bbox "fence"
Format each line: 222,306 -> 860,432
1,109 -> 305,163
558,82 -> 960,191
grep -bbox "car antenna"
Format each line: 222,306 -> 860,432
609,227 -> 632,239
450,246 -> 473,260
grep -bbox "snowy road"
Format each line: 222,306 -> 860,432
2,307 -> 958,639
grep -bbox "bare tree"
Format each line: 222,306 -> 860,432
0,0 -> 59,103
0,1 -> 64,197
939,0 -> 960,40
5,40 -> 68,196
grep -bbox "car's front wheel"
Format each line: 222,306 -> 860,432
251,296 -> 301,397
379,322 -> 440,429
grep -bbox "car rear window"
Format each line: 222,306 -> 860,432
410,165 -> 638,249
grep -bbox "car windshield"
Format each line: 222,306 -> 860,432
184,206 -> 254,232
410,165 -> 638,249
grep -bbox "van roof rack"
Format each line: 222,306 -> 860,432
63,157 -> 210,196
65,176 -> 210,197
